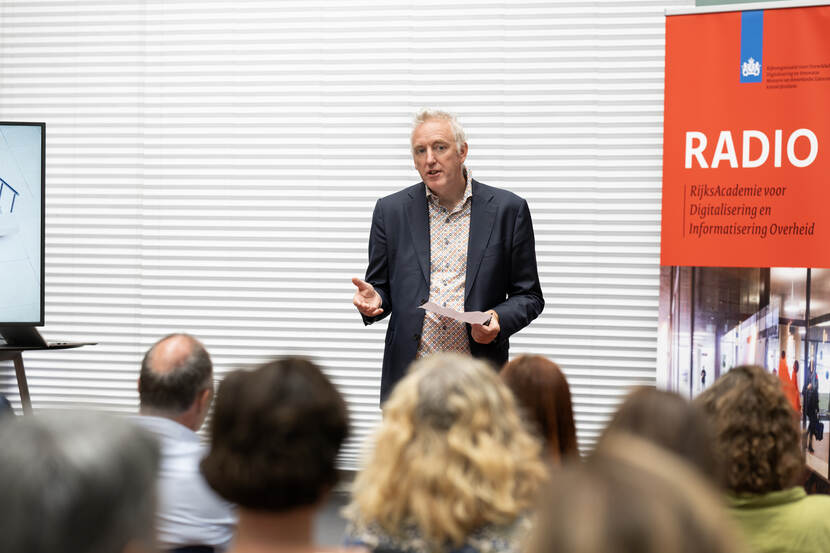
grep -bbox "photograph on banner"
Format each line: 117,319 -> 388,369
657,266 -> 830,474
659,4 -> 830,476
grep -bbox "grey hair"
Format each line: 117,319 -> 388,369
410,353 -> 503,430
0,412 -> 160,553
412,108 -> 467,152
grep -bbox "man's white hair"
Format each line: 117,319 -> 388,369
412,108 -> 467,152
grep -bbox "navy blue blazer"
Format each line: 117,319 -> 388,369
362,179 -> 544,403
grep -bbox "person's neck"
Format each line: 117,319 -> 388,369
433,176 -> 467,211
229,506 -> 316,553
139,407 -> 199,432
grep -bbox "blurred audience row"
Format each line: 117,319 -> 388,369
0,335 -> 827,553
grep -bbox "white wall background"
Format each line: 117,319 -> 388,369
0,0 -> 691,466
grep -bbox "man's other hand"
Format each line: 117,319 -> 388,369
471,309 -> 500,344
352,277 -> 383,317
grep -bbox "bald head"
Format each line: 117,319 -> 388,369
139,333 -> 213,420
147,334 -> 199,374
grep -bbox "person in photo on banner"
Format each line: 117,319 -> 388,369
778,350 -> 795,410
801,360 -> 811,429
805,361 -> 820,453
352,109 -> 544,403
782,356 -> 802,416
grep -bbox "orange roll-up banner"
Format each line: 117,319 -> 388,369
661,5 -> 830,267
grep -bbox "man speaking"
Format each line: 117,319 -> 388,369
353,109 -> 544,402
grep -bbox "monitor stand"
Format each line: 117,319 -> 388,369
0,326 -> 48,348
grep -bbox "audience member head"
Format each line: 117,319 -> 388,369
527,434 -> 749,553
601,387 -> 719,479
696,364 -> 803,494
347,353 -> 548,547
501,354 -> 577,462
138,333 -> 213,431
0,412 -> 159,553
202,357 -> 349,512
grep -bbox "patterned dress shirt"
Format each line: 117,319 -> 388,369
416,168 -> 473,357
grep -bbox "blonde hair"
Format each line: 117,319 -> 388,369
347,353 -> 548,546
412,108 -> 467,152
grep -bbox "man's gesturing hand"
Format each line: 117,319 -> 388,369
471,309 -> 500,344
352,277 -> 384,317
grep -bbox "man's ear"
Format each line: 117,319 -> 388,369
199,386 -> 213,411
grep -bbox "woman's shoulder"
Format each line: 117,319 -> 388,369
345,520 -> 430,553
346,516 -> 531,553
464,516 -> 532,553
320,547 -> 369,553
229,546 -> 367,553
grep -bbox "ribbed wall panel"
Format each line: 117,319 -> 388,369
0,0 -> 691,465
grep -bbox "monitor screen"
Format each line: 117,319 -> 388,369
0,122 -> 44,326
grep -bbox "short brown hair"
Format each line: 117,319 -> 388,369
501,355 -> 578,461
528,435 -> 749,553
696,364 -> 803,494
602,387 -> 719,480
201,357 -> 348,511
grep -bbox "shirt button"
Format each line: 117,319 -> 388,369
445,218 -> 451,224
442,325 -> 447,330
444,239 -> 449,245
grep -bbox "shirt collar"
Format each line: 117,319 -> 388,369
132,414 -> 201,443
425,166 -> 473,207
728,486 -> 807,509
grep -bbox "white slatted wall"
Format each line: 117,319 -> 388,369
0,0 -> 691,466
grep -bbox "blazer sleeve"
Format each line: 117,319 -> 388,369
361,199 -> 393,325
493,199 -> 544,338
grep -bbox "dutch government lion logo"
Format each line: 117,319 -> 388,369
742,57 -> 761,77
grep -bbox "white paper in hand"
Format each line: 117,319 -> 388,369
419,301 -> 490,325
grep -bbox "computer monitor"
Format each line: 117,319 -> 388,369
0,122 -> 46,347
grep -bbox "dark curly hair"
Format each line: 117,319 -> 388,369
201,357 -> 349,511
695,364 -> 803,494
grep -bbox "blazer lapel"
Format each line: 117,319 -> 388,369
406,183 -> 431,287
465,180 -> 497,300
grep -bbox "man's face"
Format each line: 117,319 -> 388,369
411,118 -> 468,198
